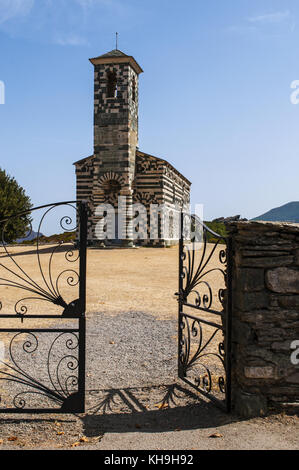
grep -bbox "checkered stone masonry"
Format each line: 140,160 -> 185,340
74,49 -> 191,246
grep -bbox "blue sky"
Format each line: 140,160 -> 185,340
1,0 -> 299,230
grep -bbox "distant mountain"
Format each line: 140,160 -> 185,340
253,201 -> 299,223
16,230 -> 43,243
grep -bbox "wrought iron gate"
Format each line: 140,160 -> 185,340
0,201 -> 87,413
177,213 -> 232,412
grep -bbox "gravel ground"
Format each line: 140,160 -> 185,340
86,311 -> 178,390
0,311 -> 200,448
0,311 -> 180,410
0,311 -> 297,450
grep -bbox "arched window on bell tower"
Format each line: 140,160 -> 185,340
107,70 -> 117,98
132,76 -> 136,102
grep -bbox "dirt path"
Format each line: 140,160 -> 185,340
0,244 -> 297,450
0,396 -> 297,450
0,310 -> 297,450
0,244 -> 225,319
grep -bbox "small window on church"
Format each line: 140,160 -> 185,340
132,77 -> 136,102
103,179 -> 121,195
107,71 -> 117,98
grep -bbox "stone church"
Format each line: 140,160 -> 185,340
74,49 -> 191,246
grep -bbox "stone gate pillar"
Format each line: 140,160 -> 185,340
226,221 -> 299,417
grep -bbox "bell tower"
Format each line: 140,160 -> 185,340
89,49 -> 143,244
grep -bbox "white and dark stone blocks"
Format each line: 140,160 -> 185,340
74,48 -> 191,246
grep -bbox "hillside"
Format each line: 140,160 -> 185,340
16,230 -> 43,243
253,201 -> 299,223
19,232 -> 75,245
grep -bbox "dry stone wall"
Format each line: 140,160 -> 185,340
227,221 -> 299,417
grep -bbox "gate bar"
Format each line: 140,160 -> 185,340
78,201 -> 88,413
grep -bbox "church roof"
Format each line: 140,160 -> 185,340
136,150 -> 191,186
93,49 -> 129,59
73,155 -> 94,165
73,151 -> 191,186
89,49 -> 143,75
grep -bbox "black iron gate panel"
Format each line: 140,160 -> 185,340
178,213 -> 232,412
0,201 -> 87,413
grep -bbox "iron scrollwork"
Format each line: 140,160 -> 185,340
0,331 -> 81,411
0,202 -> 82,318
178,214 -> 232,411
179,314 -> 226,397
0,201 -> 87,413
180,214 -> 227,311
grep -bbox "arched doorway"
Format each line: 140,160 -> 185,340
102,179 -> 121,244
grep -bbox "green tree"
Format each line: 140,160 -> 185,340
0,168 -> 32,243
204,221 -> 227,244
